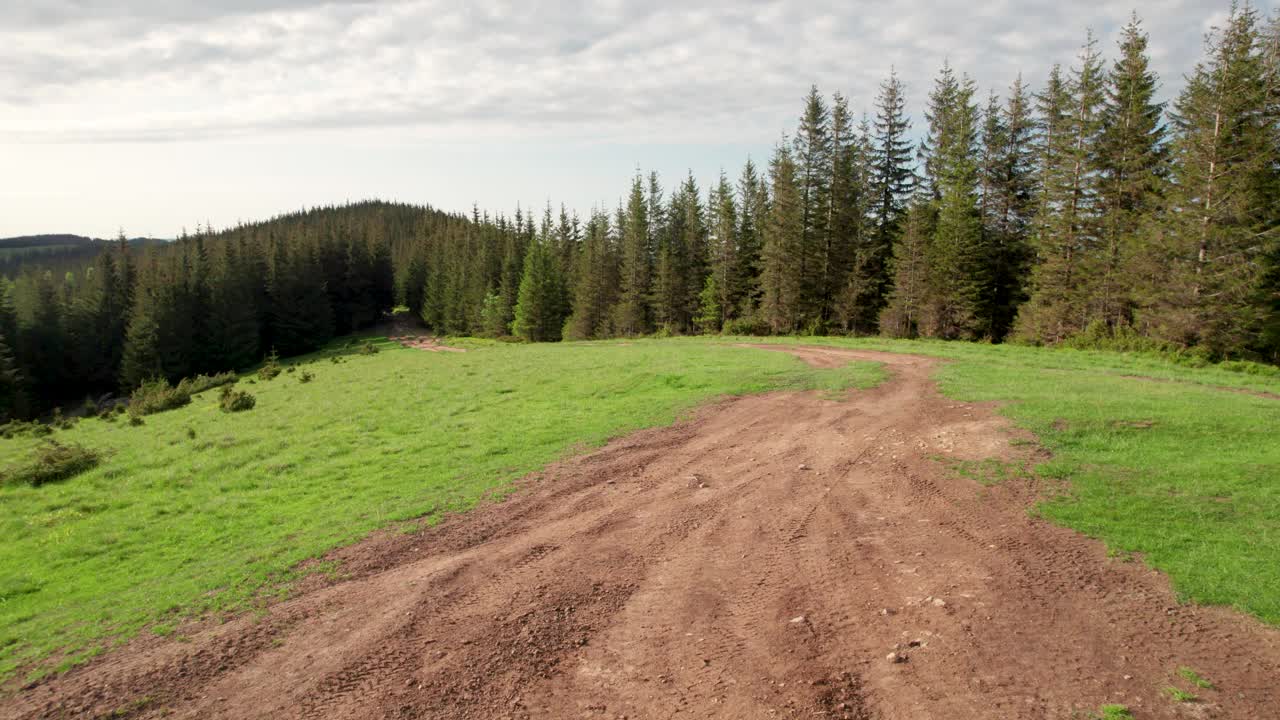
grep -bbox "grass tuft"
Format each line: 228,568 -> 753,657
2,441 -> 102,487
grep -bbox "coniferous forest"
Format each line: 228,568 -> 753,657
3,8 -> 1279,419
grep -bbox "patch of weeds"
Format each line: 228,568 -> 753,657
1177,666 -> 1214,689
258,349 -> 282,381
186,427 -> 197,440
358,341 -> 380,355
50,408 -> 76,430
1094,704 -> 1134,720
219,387 -> 257,413
944,457 -> 1033,486
128,415 -> 144,427
1106,546 -> 1135,563
2,441 -> 103,487
1163,686 -> 1198,703
298,370 -> 315,384
286,365 -> 296,374
329,354 -> 345,364
128,378 -> 192,418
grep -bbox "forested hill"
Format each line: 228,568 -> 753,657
0,234 -> 166,279
2,6 -> 1279,421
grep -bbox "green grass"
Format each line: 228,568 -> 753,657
1094,705 -> 1134,720
1177,666 -> 1214,689
705,335 -> 1280,624
0,339 -> 883,681
1164,686 -> 1198,703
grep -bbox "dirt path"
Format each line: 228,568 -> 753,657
9,348 -> 1280,720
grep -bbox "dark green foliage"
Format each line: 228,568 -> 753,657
128,378 -> 192,418
298,370 -> 315,384
358,342 -> 379,356
219,387 -> 256,413
257,349 -> 282,380
512,239 -> 567,342
2,441 -> 102,487
175,372 -> 237,396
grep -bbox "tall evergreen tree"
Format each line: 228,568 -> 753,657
707,171 -> 740,327
512,239 -> 566,342
1016,36 -> 1107,342
867,71 -> 916,326
1142,6 -> 1278,355
760,142 -> 805,333
1095,14 -> 1167,330
614,173 -> 653,335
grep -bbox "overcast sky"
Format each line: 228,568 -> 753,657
0,1 -> 1258,238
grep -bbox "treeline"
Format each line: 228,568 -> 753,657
2,7 -> 1278,419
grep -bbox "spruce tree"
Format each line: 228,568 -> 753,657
880,196 -> 936,337
1095,14 -> 1167,330
614,173 -> 653,335
921,71 -> 990,339
760,142 -> 805,333
708,171 -> 739,324
795,86 -> 833,321
1143,6 -> 1278,354
512,239 -> 566,342
1016,36 -> 1106,343
980,77 -> 1037,340
868,71 -> 916,326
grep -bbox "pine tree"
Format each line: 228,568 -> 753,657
1016,36 -> 1107,343
760,142 -> 805,333
880,196 -> 936,337
921,71 -> 990,339
1142,6 -> 1278,355
512,239 -> 566,342
565,211 -> 619,339
795,86 -> 833,322
824,93 -> 863,327
868,71 -> 916,326
736,158 -> 769,312
614,173 -> 653,335
707,171 -> 739,325
1095,14 -> 1167,330
980,77 -> 1037,340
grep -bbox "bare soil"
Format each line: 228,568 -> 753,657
8,348 -> 1280,720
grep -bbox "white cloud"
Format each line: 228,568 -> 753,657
0,0 -> 1250,144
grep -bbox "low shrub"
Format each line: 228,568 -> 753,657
298,370 -> 315,384
723,312 -> 770,337
176,371 -> 237,396
129,379 -> 191,418
0,420 -> 53,439
258,349 -> 282,381
219,387 -> 256,413
358,342 -> 379,355
2,441 -> 102,487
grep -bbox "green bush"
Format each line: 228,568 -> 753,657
0,420 -> 53,439
723,312 -> 770,337
358,342 -> 379,355
258,349 -> 282,380
298,370 -> 315,384
219,387 -> 256,413
175,371 -> 237,396
128,379 -> 191,418
2,441 -> 102,487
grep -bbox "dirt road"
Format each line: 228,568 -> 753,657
9,348 -> 1280,719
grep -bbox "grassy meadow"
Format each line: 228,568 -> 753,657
0,339 -> 883,681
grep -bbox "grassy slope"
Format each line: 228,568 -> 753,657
711,336 -> 1280,624
0,339 -> 883,680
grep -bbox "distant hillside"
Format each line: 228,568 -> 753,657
0,234 -> 167,277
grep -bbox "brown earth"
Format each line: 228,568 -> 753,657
7,347 -> 1280,720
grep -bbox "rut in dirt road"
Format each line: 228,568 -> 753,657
9,347 -> 1280,720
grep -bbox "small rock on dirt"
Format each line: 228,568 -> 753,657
887,652 -> 908,664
